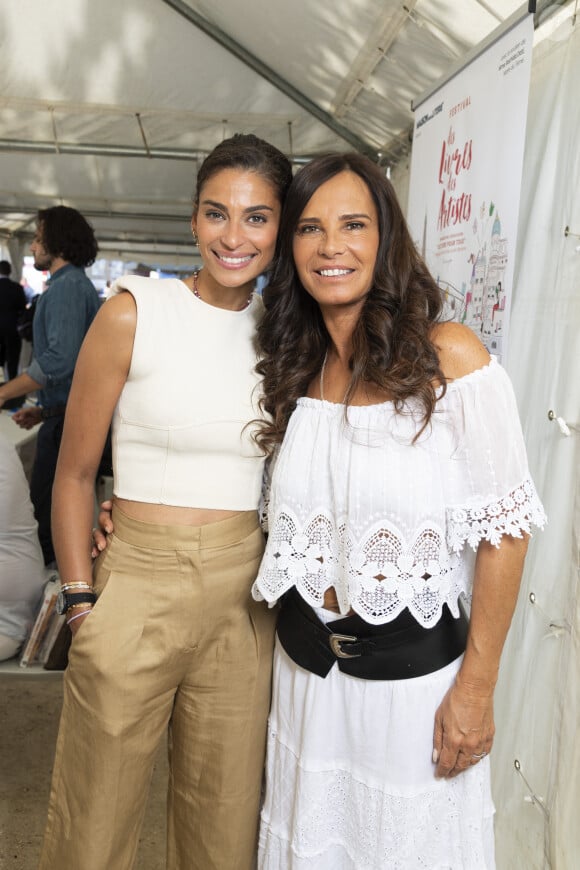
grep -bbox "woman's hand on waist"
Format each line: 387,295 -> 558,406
91,499 -> 114,558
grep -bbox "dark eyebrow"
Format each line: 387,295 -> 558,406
201,199 -> 275,214
340,212 -> 372,221
296,212 -> 372,223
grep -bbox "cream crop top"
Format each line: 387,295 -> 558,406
110,276 -> 265,510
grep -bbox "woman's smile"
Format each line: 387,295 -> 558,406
213,252 -> 256,267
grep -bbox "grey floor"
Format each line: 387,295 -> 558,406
0,672 -> 167,869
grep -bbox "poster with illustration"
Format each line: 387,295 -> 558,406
407,15 -> 533,361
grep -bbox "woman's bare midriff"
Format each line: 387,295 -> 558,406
114,497 -> 250,527
116,500 -> 347,609
323,589 -> 341,612
323,587 -> 355,615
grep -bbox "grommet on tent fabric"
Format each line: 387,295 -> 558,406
547,410 -> 571,436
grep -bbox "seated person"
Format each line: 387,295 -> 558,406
0,433 -> 46,660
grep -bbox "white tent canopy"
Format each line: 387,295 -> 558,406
0,0 -> 541,265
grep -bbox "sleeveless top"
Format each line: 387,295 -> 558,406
110,276 -> 265,510
253,358 -> 546,626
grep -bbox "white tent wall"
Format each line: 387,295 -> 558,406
490,20 -> 580,870
389,156 -> 412,219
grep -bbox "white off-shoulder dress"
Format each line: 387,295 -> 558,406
253,358 -> 546,870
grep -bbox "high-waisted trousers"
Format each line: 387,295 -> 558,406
39,506 -> 277,870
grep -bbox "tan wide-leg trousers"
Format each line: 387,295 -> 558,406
39,507 -> 276,870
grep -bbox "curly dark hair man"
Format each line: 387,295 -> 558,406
35,205 -> 98,268
0,205 -> 100,565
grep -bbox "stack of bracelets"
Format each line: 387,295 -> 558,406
56,582 -> 97,626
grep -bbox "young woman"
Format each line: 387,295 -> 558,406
252,153 -> 546,868
39,134 -> 292,870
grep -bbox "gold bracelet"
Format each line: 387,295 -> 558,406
60,582 -> 94,592
65,602 -> 95,613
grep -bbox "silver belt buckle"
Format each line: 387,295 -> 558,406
329,633 -> 360,659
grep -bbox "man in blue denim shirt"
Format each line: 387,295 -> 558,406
0,206 -> 100,564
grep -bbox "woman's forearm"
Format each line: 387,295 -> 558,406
457,535 -> 529,693
433,533 -> 530,777
52,473 -> 98,585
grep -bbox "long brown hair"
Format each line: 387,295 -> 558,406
255,152 -> 445,453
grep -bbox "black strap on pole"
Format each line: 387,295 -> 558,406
528,1 -> 537,12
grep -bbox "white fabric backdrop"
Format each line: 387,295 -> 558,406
491,20 -> 580,870
392,19 -> 579,867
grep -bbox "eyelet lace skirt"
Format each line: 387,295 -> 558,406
258,639 -> 496,870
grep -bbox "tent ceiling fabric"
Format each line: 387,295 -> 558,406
0,0 -> 523,261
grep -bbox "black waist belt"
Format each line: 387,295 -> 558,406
40,404 -> 67,420
276,587 -> 468,681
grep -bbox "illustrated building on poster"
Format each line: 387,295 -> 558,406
462,210 -> 508,355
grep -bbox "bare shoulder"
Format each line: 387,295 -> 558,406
430,321 -> 491,381
89,291 -> 137,339
76,291 -> 137,376
100,289 -> 137,320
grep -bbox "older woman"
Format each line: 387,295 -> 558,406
252,153 -> 546,868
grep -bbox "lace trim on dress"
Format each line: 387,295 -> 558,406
253,476 -> 546,626
253,511 -> 464,627
446,476 -> 547,554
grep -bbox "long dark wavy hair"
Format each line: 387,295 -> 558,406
37,206 -> 98,267
255,152 -> 446,453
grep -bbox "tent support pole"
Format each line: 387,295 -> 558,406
159,0 -> 378,159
